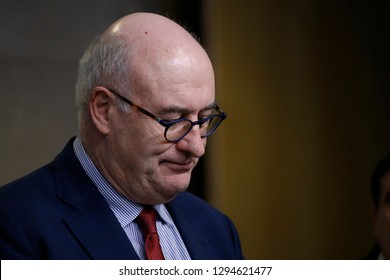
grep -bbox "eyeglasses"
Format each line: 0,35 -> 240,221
107,88 -> 227,143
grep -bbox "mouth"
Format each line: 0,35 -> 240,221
160,159 -> 195,172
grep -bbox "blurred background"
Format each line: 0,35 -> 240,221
1,0 -> 390,259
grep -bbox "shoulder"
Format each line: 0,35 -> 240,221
0,138 -> 76,209
0,162 -> 56,206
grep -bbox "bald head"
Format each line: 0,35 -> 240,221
105,12 -> 201,54
105,13 -> 213,97
76,12 -> 214,132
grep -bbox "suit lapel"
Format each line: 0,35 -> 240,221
63,191 -> 139,259
166,199 -> 215,260
54,139 -> 139,259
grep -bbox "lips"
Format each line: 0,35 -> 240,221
160,159 -> 195,172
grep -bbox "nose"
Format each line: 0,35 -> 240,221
175,125 -> 206,158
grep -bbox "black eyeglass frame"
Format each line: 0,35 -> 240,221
107,88 -> 227,143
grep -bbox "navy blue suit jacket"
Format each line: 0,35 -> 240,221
0,138 -> 243,260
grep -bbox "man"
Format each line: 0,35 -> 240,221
0,12 -> 244,260
365,154 -> 390,259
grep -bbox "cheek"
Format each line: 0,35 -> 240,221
121,116 -> 164,147
115,115 -> 173,165
128,132 -> 172,170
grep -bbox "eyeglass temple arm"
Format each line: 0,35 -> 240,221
108,88 -> 162,122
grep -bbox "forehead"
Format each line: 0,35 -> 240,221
140,84 -> 215,115
129,50 -> 215,112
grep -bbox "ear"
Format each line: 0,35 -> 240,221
89,86 -> 114,135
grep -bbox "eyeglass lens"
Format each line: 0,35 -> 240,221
165,115 -> 223,142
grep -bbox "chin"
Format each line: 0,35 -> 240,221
170,181 -> 190,194
152,172 -> 192,202
164,177 -> 190,194
155,184 -> 189,204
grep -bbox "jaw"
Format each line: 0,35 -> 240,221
119,163 -> 193,205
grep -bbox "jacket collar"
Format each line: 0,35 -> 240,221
54,138 -> 139,259
166,195 -> 218,260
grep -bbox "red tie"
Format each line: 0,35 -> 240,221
136,207 -> 165,260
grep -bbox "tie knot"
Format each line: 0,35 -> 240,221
136,207 -> 158,235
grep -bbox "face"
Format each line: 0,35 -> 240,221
105,47 -> 215,205
373,171 -> 390,259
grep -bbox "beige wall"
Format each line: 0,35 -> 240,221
204,0 -> 390,259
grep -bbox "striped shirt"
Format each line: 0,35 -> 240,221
73,137 -> 191,259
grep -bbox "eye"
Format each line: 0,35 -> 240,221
199,109 -> 213,120
160,114 -> 184,121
